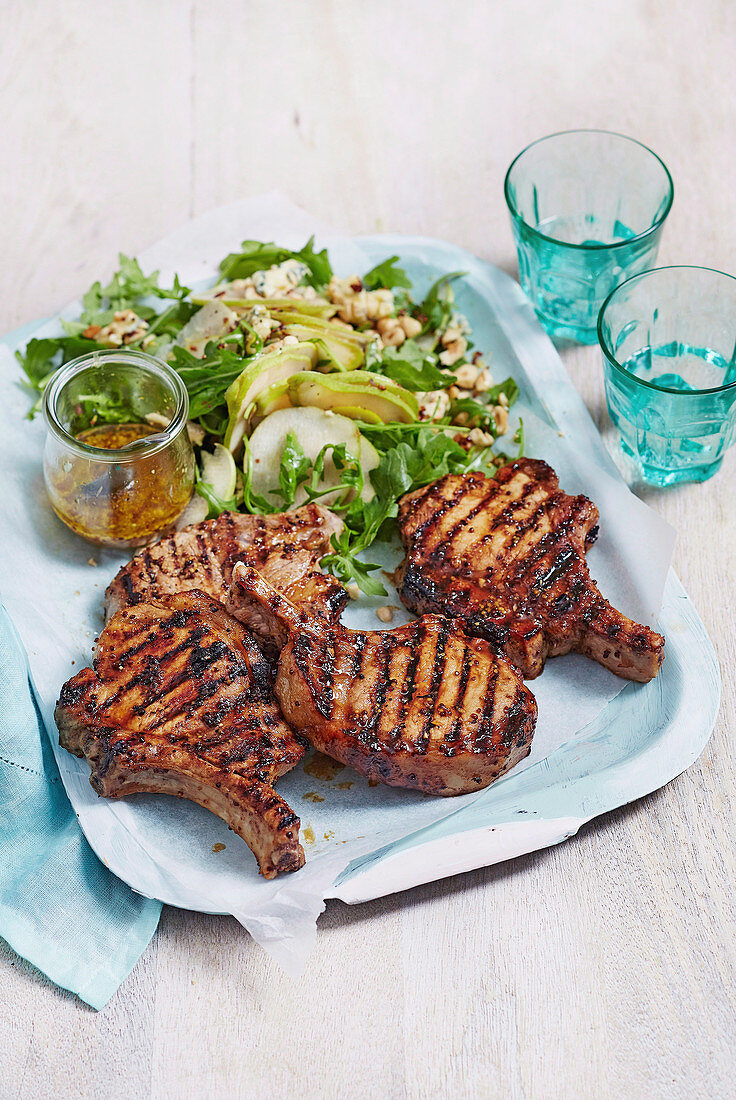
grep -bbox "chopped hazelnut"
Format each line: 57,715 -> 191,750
454,363 -> 480,389
382,325 -> 405,346
439,337 -> 468,367
468,427 -> 495,448
493,405 -> 509,434
473,368 -> 494,394
399,315 -> 422,338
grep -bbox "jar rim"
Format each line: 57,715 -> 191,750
42,349 -> 190,461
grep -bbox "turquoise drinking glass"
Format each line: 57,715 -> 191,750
598,266 -> 736,486
504,130 -> 674,344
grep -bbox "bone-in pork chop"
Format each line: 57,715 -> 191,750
55,591 -> 306,878
396,459 -> 664,682
227,564 -> 537,796
105,504 -> 347,636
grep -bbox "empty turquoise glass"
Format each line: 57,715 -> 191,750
504,130 -> 674,344
598,266 -> 736,486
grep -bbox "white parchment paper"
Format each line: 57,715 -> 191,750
0,195 -> 675,974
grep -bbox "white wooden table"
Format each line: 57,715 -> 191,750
2,3 -> 735,1097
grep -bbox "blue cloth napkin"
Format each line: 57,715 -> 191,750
0,604 -> 161,1009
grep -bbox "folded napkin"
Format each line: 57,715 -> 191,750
0,603 -> 161,1009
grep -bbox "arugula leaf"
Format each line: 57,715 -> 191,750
306,444 -> 366,508
320,529 -> 387,597
377,340 -> 453,391
168,342 -> 248,429
97,255 -> 190,309
362,256 -> 411,292
485,376 -> 520,407
16,335 -> 102,416
418,271 -> 465,332
77,257 -> 190,329
218,236 -> 333,289
17,255 -> 195,418
276,431 -> 313,506
449,376 -> 520,434
514,417 -> 525,457
195,476 -> 238,519
314,424 -> 510,595
449,395 -> 495,430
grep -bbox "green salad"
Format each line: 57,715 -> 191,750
18,239 -> 522,594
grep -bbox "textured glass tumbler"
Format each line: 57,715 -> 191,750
504,130 -> 674,344
598,266 -> 736,486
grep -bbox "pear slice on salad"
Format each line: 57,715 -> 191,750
247,407 -> 379,510
175,300 -> 239,358
273,311 -> 374,343
191,288 -> 336,318
175,493 -> 209,529
287,370 -> 418,424
200,443 -> 237,500
251,380 -> 292,424
279,321 -> 370,371
224,343 -> 319,454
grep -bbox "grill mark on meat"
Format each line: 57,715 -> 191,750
428,481 -> 502,562
437,643 -> 474,758
106,507 -> 346,632
485,496 -> 547,560
291,631 -> 333,720
390,630 -> 422,748
413,480 -> 478,548
416,623 -> 451,753
474,657 -> 501,752
101,620 -> 209,674
97,625 -> 249,716
357,635 -> 394,752
530,544 -> 578,596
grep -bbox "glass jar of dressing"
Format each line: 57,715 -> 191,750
42,350 -> 195,547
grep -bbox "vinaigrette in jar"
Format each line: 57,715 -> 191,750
43,352 -> 195,548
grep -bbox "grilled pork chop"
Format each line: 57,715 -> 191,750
55,591 -> 306,878
397,459 -> 664,682
227,564 -> 537,796
105,504 -> 347,637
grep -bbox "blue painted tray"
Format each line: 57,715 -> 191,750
0,228 -> 719,924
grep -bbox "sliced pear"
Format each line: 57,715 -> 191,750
281,324 -> 366,371
175,493 -> 209,529
287,370 -> 418,424
200,443 -> 237,499
251,379 -> 292,423
175,300 -> 239,358
273,310 -> 371,342
247,407 -> 378,509
192,288 -> 335,318
224,343 -> 319,454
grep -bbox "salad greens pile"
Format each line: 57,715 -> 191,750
18,239 -> 523,595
